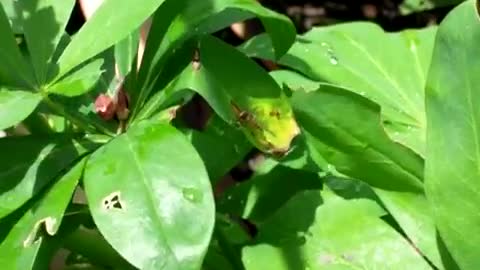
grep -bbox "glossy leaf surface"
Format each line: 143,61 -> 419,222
425,1 -> 480,268
0,89 -> 42,130
84,121 -> 215,269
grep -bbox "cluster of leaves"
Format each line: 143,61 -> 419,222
0,0 -> 479,269
399,0 -> 464,14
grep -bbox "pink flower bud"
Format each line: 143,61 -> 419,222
95,94 -> 116,120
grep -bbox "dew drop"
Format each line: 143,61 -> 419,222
182,188 -> 202,203
359,91 -> 366,96
329,56 -> 338,65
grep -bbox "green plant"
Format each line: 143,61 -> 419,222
1,0 -> 479,269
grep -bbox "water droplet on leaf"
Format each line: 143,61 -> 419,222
182,188 -> 202,203
329,56 -> 338,65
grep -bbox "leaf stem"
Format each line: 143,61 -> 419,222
42,95 -> 114,136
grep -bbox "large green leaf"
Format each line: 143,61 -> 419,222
240,23 -> 436,156
0,135 -> 95,218
400,0 -> 464,15
189,0 -> 295,58
187,115 -> 252,182
218,162 -> 323,223
0,157 -> 86,269
1,0 -> 22,33
84,121 -> 215,269
56,0 -> 166,78
0,89 -> 42,130
272,69 -> 443,267
140,36 -> 299,154
114,28 -> 140,77
46,59 -> 104,97
134,0 -> 295,115
292,85 -> 424,192
198,36 -> 299,154
324,175 -> 443,268
0,2 -> 33,87
21,0 -> 75,84
373,190 -> 442,268
425,1 -> 480,268
243,190 -> 432,270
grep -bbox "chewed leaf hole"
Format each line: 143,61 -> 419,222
102,192 -> 124,210
23,217 -> 57,247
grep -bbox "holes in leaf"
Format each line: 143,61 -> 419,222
23,217 -> 57,247
102,192 -> 124,210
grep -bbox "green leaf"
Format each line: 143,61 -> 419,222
84,121 -> 215,269
425,1 -> 480,268
270,70 -> 320,93
1,0 -> 22,33
202,238 -> 236,270
46,59 -> 104,97
243,190 -> 432,270
135,0 -> 295,114
188,115 -> 252,182
141,0 -> 295,77
373,189 -> 443,269
324,176 -> 442,269
134,40 -> 198,121
189,0 -> 295,58
0,135 -> 96,218
241,23 -> 436,156
56,0 -> 166,78
400,0 -> 464,15
292,85 -> 424,192
139,36 -> 299,154
21,0 -> 75,84
0,157 -> 87,269
114,28 -> 140,77
0,89 -> 42,130
199,36 -> 299,154
329,178 -> 440,268
0,3 -> 33,87
218,163 -> 322,223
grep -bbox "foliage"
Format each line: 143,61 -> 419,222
0,0 -> 478,269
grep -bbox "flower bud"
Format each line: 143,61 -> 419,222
95,94 -> 116,120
